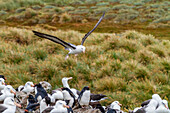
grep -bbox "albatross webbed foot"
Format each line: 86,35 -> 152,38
65,54 -> 69,60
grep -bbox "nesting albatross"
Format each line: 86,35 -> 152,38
32,12 -> 105,59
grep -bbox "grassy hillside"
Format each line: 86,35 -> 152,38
0,26 -> 169,110
0,0 -> 169,40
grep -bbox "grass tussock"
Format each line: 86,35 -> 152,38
0,27 -> 169,109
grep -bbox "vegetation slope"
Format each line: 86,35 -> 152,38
0,26 -> 169,110
0,0 -> 170,40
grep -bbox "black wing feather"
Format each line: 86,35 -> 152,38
33,31 -> 76,49
141,99 -> 151,107
0,105 -> 7,112
81,12 -> 105,45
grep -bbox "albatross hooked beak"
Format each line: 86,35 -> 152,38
63,104 -> 70,108
31,84 -> 35,87
14,102 -> 22,108
68,77 -> 72,80
163,103 -> 168,109
10,89 -> 16,95
118,103 -> 122,106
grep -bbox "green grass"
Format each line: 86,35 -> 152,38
0,26 -> 169,110
0,0 -> 169,40
0,0 -> 169,110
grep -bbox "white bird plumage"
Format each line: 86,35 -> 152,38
22,81 -> 35,94
0,97 -> 21,113
0,78 -> 5,91
32,12 -> 105,60
50,100 -> 69,113
0,85 -> 16,102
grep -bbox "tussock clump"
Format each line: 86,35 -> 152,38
7,8 -> 37,21
15,7 -> 26,13
94,7 -> 110,15
37,65 -> 58,80
75,62 -> 90,75
110,59 -> 122,72
123,30 -> 158,47
96,2 -> 109,6
136,50 -> 158,65
123,30 -> 141,40
59,13 -> 72,23
129,80 -> 156,102
0,10 -> 7,16
32,49 -> 47,61
120,60 -> 140,80
148,45 -> 167,57
112,4 -> 133,10
64,6 -> 75,11
159,58 -> 170,74
2,52 -> 25,64
32,5 -> 41,10
109,49 -> 133,61
135,65 -> 150,79
152,15 -> 170,23
152,73 -> 169,85
70,9 -> 89,15
0,27 -> 37,45
114,9 -> 139,21
109,38 -> 142,53
139,35 -> 159,47
94,76 -> 127,92
125,31 -> 161,47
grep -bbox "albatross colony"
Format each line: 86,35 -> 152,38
33,12 -> 105,60
0,75 -> 169,113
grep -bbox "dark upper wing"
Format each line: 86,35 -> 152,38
78,89 -> 84,100
141,99 -> 151,107
0,91 -> 3,96
42,107 -> 54,113
32,31 -> 76,49
0,105 -> 7,112
81,12 -> 105,45
135,107 -> 146,113
107,109 -> 116,113
90,94 -> 107,101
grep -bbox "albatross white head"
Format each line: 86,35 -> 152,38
4,85 -> 16,96
0,78 -> 5,90
62,77 -> 72,89
23,81 -> 35,93
110,101 -> 122,110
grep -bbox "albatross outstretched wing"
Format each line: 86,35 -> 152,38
81,12 -> 105,45
32,31 -> 76,50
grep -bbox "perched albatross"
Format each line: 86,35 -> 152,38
0,78 -> 5,91
32,12 -> 105,59
0,85 -> 16,102
62,77 -> 79,99
0,97 -> 21,113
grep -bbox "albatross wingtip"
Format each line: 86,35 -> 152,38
32,30 -> 38,34
103,11 -> 105,16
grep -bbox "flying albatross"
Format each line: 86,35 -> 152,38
32,12 -> 105,59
